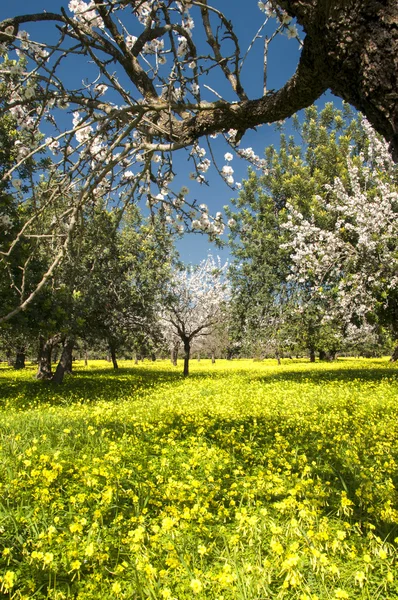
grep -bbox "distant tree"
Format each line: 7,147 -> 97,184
162,256 -> 229,376
192,318 -> 230,364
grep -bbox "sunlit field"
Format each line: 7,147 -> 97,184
1,358 -> 398,599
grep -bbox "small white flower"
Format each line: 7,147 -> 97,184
221,165 -> 234,176
94,83 -> 108,96
224,152 -> 233,162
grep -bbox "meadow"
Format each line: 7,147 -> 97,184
0,358 -> 397,600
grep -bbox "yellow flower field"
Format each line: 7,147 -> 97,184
0,358 -> 397,599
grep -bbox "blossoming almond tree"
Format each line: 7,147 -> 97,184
162,255 -> 229,376
283,121 -> 398,360
0,0 -> 396,323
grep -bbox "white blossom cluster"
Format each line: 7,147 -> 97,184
258,1 -> 299,40
283,123 -> 398,326
0,0 -> 306,321
68,1 -> 104,29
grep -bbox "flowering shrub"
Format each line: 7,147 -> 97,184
0,358 -> 397,598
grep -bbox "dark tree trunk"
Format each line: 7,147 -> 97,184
65,347 -> 73,374
319,349 -> 327,361
211,351 -> 215,364
151,353 -> 156,362
36,336 -> 54,379
183,338 -> 190,377
276,351 -> 281,366
109,344 -> 118,369
84,349 -> 88,366
276,0 -> 398,161
391,344 -> 398,362
309,347 -> 316,363
14,347 -> 25,369
6,349 -> 13,366
52,337 -> 74,384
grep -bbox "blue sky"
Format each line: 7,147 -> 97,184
1,1 -> 340,264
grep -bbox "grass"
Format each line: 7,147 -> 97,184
0,358 -> 397,599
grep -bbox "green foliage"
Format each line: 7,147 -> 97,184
1,359 -> 398,598
226,103 -> 384,358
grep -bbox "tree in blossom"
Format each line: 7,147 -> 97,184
283,119 -> 398,360
162,256 -> 229,376
0,0 -> 396,322
227,104 -> 370,361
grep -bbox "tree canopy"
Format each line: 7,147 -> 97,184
0,0 -> 397,321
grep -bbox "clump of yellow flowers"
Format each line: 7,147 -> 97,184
0,357 -> 397,598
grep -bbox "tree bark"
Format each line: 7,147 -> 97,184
391,344 -> 398,362
109,343 -> 118,369
65,347 -> 73,374
36,336 -> 54,379
6,349 -> 13,366
211,351 -> 215,364
309,347 -> 316,363
52,337 -> 74,384
183,338 -> 190,377
14,347 -> 25,370
277,0 -> 398,161
171,343 -> 178,366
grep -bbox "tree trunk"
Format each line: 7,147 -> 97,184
109,344 -> 118,369
151,353 -> 156,362
84,349 -> 88,366
36,336 -> 53,379
65,347 -> 73,374
309,347 -> 316,363
183,338 -> 190,377
134,353 -> 139,365
319,349 -> 327,361
14,347 -> 26,369
171,344 -> 178,366
276,351 -> 281,366
52,337 -> 74,384
197,352 -> 200,362
6,349 -> 13,366
391,344 -> 398,362
277,0 -> 398,161
211,351 -> 215,364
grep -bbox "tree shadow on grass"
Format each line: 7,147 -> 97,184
0,360 -> 397,410
252,364 -> 397,387
0,364 -> 213,408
